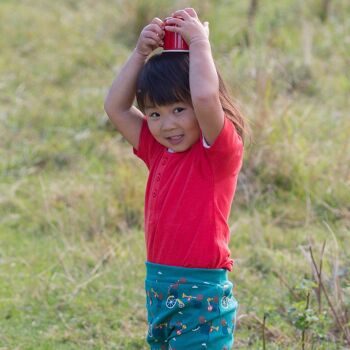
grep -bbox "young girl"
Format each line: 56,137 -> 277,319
105,8 -> 248,349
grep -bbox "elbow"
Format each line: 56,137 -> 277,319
104,96 -> 116,118
104,92 -> 112,111
104,99 -> 111,116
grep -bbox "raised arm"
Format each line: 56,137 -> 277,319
104,18 -> 164,150
164,9 -> 224,146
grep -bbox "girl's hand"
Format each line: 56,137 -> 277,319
136,18 -> 165,57
164,8 -> 209,46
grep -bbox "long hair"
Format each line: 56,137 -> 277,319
136,52 -> 249,144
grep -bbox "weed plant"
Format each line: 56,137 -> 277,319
0,0 -> 349,349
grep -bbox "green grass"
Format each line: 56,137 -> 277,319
1,0 -> 349,349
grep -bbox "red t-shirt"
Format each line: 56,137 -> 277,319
133,116 -> 243,270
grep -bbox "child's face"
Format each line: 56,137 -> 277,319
145,102 -> 200,152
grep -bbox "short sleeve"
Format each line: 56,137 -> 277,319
205,117 -> 244,178
133,118 -> 163,169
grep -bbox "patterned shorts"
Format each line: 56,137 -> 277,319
145,262 -> 238,350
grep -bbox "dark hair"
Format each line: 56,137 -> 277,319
136,52 -> 249,143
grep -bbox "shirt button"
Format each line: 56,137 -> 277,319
153,191 -> 157,198
156,174 -> 161,182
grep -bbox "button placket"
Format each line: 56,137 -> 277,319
151,155 -> 168,199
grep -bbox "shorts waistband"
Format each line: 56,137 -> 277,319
145,261 -> 229,284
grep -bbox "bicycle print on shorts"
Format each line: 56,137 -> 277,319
145,273 -> 238,348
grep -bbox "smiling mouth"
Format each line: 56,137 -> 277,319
166,135 -> 184,145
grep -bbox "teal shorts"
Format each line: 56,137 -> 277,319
145,262 -> 238,350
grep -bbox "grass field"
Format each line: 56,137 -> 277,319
0,0 -> 349,349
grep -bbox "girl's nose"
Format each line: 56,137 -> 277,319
161,115 -> 176,131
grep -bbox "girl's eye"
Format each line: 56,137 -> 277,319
149,112 -> 160,119
174,107 -> 184,114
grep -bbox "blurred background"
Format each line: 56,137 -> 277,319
0,0 -> 349,348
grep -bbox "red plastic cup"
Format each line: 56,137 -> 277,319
162,17 -> 189,52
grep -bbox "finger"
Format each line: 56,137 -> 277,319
143,30 -> 163,43
184,7 -> 198,18
151,17 -> 164,27
164,25 -> 181,33
144,37 -> 160,48
145,23 -> 164,38
143,31 -> 157,40
164,17 -> 184,27
171,9 -> 191,20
